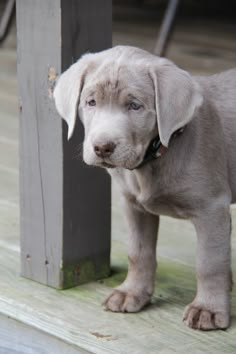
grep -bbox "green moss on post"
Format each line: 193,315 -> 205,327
60,255 -> 110,289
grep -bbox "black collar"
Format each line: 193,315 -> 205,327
135,127 -> 184,169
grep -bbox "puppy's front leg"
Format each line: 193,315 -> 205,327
104,197 -> 159,312
184,205 -> 232,330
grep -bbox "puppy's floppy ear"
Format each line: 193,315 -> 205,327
150,61 -> 203,147
53,54 -> 93,139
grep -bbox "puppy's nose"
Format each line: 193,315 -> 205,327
94,142 -> 116,158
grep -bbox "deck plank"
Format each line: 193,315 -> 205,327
0,313 -> 89,354
0,228 -> 235,353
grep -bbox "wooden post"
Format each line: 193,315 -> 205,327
16,0 -> 112,288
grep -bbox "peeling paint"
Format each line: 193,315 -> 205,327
48,67 -> 57,82
48,66 -> 58,98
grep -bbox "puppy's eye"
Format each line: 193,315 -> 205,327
87,99 -> 96,107
128,102 -> 142,111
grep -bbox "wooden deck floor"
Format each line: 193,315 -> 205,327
1,6 -> 236,353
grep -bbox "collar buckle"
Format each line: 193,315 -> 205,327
135,127 -> 184,170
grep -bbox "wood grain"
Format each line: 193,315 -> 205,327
0,313 -> 89,354
16,0 -> 112,289
0,230 -> 235,353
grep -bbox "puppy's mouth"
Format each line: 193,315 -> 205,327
99,158 -> 141,170
94,152 -> 143,170
90,159 -> 141,170
101,161 -> 115,168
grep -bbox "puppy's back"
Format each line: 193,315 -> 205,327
196,69 -> 236,200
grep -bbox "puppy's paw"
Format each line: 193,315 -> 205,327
183,304 -> 230,330
103,289 -> 151,313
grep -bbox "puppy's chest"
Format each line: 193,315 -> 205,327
137,185 -> 188,219
113,169 -> 189,219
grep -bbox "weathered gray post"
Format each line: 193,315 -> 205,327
17,0 -> 112,288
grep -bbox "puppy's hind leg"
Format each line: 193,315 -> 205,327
184,203 -> 232,330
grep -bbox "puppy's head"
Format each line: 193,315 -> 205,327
54,46 -> 202,170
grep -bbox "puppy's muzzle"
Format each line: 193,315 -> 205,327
94,141 -> 116,158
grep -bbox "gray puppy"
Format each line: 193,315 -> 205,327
54,46 -> 236,330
